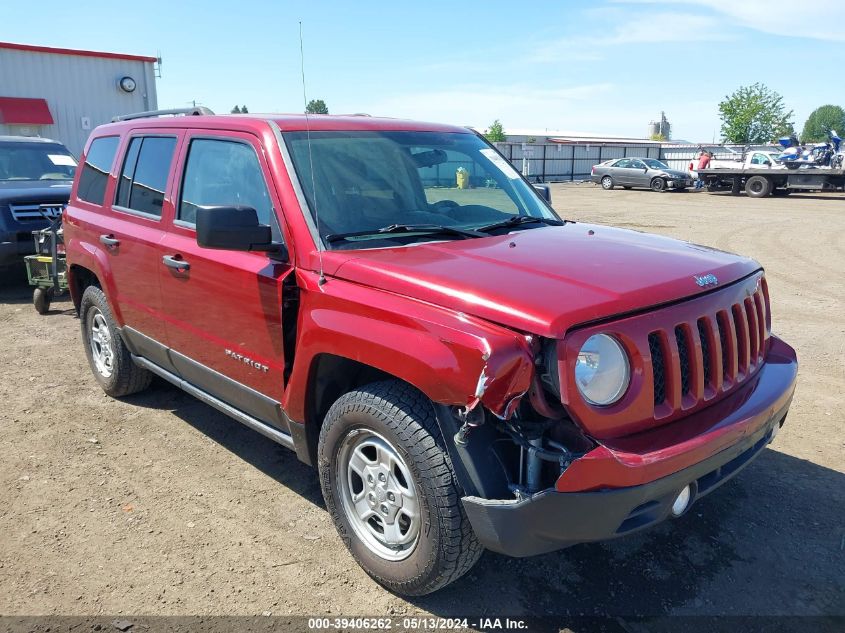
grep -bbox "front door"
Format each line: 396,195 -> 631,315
158,131 -> 293,430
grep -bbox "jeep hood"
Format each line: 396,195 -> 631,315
326,224 -> 760,338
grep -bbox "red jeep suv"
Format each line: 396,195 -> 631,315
64,108 -> 797,596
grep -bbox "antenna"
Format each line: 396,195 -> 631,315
299,21 -> 326,287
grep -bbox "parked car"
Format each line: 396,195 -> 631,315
592,157 -> 692,191
0,136 -> 76,271
64,110 -> 797,596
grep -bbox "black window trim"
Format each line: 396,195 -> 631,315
173,134 -> 283,241
112,133 -> 179,222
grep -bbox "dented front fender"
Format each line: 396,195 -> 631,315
283,271 -> 536,421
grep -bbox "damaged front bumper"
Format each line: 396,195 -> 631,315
461,337 -> 797,557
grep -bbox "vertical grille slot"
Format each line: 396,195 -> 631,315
674,326 -> 691,396
697,318 -> 712,388
716,310 -> 736,384
649,332 -> 666,406
744,297 -> 759,363
753,291 -> 767,356
732,304 -> 750,374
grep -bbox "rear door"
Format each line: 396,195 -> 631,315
157,130 -> 294,430
94,131 -> 182,362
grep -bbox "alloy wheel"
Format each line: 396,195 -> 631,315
336,429 -> 421,561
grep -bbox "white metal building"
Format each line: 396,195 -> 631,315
0,41 -> 159,156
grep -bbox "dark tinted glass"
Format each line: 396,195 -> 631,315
77,136 -> 119,204
178,139 -> 274,231
0,142 -> 76,182
125,137 -> 176,217
115,137 -> 142,208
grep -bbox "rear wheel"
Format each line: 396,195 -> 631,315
318,380 -> 482,596
745,175 -> 772,198
600,176 -> 614,190
80,286 -> 152,397
650,177 -> 667,192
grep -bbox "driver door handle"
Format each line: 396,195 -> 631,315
162,255 -> 190,272
99,234 -> 120,247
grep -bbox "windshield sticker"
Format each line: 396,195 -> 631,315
480,148 -> 521,180
48,154 -> 77,166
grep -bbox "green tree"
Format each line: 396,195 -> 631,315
305,99 -> 329,114
230,105 -> 241,114
801,105 -> 845,141
649,132 -> 667,142
241,105 -> 249,113
718,83 -> 794,143
484,119 -> 506,142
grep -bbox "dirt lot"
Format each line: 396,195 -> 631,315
0,185 -> 842,620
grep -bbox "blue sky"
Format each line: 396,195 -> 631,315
3,0 -> 844,142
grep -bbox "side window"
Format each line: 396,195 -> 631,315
115,136 -> 177,217
77,136 -> 120,205
615,159 -> 631,168
178,139 -> 276,234
751,153 -> 771,165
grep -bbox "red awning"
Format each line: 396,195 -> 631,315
0,97 -> 54,125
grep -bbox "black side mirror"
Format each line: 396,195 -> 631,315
533,184 -> 551,204
196,206 -> 278,253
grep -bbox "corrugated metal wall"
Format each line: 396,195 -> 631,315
0,48 -> 157,156
496,142 -> 661,181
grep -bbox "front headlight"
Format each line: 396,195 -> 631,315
575,334 -> 630,406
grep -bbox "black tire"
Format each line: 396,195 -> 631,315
650,177 -> 667,192
745,175 -> 772,198
79,285 -> 152,397
318,380 -> 482,596
600,176 -> 614,190
33,287 -> 53,315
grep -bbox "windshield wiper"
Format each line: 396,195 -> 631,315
325,223 -> 486,243
474,215 -> 566,233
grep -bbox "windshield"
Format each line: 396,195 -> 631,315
283,130 -> 560,249
642,158 -> 670,170
0,142 -> 77,181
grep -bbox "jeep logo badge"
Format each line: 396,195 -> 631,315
694,274 -> 718,287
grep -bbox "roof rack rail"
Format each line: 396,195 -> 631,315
111,106 -> 215,122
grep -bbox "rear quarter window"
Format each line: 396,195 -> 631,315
76,136 -> 120,205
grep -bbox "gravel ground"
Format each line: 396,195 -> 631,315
0,184 -> 842,620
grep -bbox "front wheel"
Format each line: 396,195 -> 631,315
600,176 -> 614,190
650,177 -> 667,192
33,287 -> 54,314
318,381 -> 482,596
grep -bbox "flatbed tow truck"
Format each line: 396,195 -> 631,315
698,164 -> 845,198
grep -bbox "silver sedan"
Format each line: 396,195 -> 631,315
591,157 -> 692,192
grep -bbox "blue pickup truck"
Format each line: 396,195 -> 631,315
0,136 -> 76,271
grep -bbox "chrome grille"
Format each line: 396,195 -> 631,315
9,203 -> 65,222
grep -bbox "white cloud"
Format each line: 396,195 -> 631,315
354,83 -> 639,134
528,11 -> 729,63
615,0 -> 845,41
